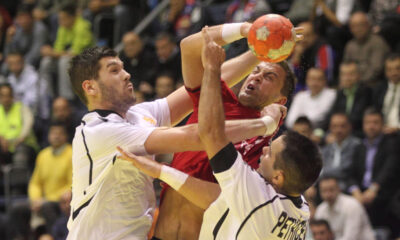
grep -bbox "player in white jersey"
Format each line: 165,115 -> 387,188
66,46 -> 285,239
118,28 -> 323,240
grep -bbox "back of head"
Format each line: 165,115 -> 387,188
274,130 -> 322,195
68,46 -> 117,105
59,2 -> 77,16
277,60 -> 296,102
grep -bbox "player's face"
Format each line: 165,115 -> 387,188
96,57 -> 135,112
238,62 -> 286,110
311,225 -> 334,240
319,179 -> 340,206
258,136 -> 285,184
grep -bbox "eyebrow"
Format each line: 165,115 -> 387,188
106,61 -> 122,68
266,72 -> 278,79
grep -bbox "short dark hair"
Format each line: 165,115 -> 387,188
340,60 -> 359,72
385,53 -> 400,63
309,219 -> 332,231
0,83 -> 13,96
155,32 -> 175,43
294,116 -> 313,128
363,107 -> 384,120
277,61 -> 296,101
274,130 -> 322,195
59,2 -> 77,16
16,4 -> 33,16
330,112 -> 351,125
68,46 -> 117,105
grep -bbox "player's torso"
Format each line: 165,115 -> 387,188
200,190 -> 310,240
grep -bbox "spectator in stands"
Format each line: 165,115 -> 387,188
3,4 -> 48,68
292,116 -> 322,145
28,123 -> 72,233
286,67 -> 336,129
154,72 -> 176,99
310,219 -> 335,240
290,22 -> 336,87
343,11 -> 390,87
39,2 -> 94,100
321,113 -> 360,189
292,116 -> 313,139
0,83 -> 38,168
154,32 -> 182,84
225,0 -> 271,23
368,0 -> 400,51
285,0 -> 314,26
310,0 -> 356,56
348,108 -> 399,230
33,0 -> 87,42
373,54 -> 400,134
83,0 -> 148,41
315,176 -> 375,240
51,190 -> 71,240
6,51 -> 50,119
119,32 -> 157,91
37,97 -> 81,146
326,61 -> 372,136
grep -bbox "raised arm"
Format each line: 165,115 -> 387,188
197,27 -> 229,158
181,22 -> 260,89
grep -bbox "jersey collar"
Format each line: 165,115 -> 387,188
91,109 -> 122,118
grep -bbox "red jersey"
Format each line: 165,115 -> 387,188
170,81 -> 272,183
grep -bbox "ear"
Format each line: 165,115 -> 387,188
272,170 -> 285,190
82,79 -> 98,97
275,96 -> 287,105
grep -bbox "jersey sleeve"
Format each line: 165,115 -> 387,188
129,98 -> 171,127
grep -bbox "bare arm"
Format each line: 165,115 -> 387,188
181,23 -> 258,89
165,86 -> 193,126
143,117 -> 270,155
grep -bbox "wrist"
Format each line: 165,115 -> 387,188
159,165 -> 189,191
222,23 -> 244,44
261,116 -> 278,136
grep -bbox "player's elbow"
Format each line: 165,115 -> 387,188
198,122 -> 226,144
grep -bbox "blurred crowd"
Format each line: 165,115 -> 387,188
0,0 -> 398,239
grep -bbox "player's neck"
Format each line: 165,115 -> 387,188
88,102 -> 127,118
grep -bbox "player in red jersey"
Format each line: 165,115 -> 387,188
154,22 -> 302,240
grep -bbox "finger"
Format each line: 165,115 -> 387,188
116,146 -> 136,160
294,27 -> 304,34
295,34 -> 304,42
202,26 -> 211,44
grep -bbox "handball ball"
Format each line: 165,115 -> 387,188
247,14 -> 296,62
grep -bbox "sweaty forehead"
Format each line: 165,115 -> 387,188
100,57 -> 123,68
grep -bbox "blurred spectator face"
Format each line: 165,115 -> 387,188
311,224 -> 334,240
59,191 -> 72,216
134,90 -> 145,104
0,85 -> 13,110
53,97 -> 71,122
58,11 -> 75,29
329,114 -> 351,143
156,37 -> 175,61
123,32 -> 143,59
363,113 -> 383,140
298,22 -> 317,49
6,54 -> 24,76
319,178 -> 340,206
292,122 -> 312,138
385,57 -> 400,84
48,125 -> 68,148
339,63 -> 360,89
16,12 -> 33,31
155,75 -> 175,98
306,68 -> 326,96
349,12 -> 370,41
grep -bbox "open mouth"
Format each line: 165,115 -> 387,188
246,83 -> 256,91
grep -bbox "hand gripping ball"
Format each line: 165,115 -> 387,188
247,14 -> 296,62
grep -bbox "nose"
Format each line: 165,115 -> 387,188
123,69 -> 131,81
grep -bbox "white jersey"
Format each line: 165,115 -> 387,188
199,143 -> 310,240
67,99 -> 170,240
